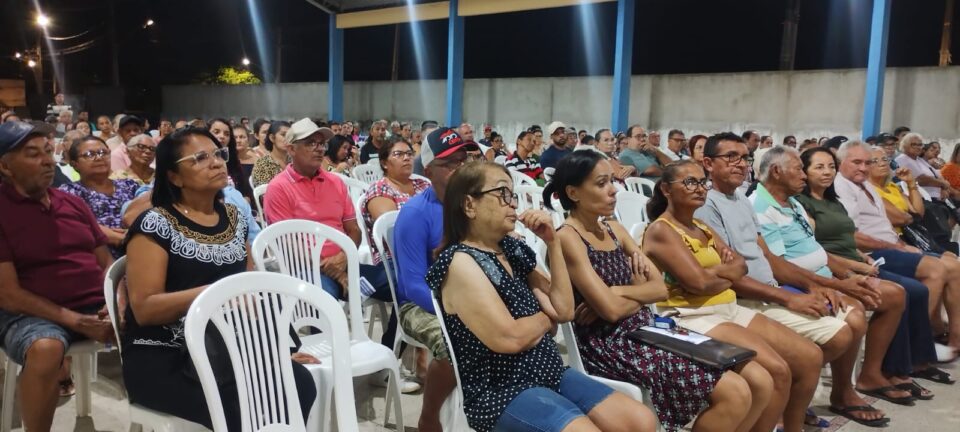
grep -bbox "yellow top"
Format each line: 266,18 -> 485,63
653,218 -> 737,308
874,182 -> 909,234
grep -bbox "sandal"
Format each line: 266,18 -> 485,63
855,386 -> 916,406
910,366 -> 956,384
59,378 -> 75,398
805,408 -> 830,428
895,381 -> 934,400
828,405 -> 890,428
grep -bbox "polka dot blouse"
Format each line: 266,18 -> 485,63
427,235 -> 568,432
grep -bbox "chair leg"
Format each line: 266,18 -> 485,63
1,356 -> 19,432
385,366 -> 404,431
74,353 -> 93,417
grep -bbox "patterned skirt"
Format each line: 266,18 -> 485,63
574,307 -> 725,431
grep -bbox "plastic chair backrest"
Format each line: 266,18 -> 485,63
543,167 -> 556,182
103,256 -> 127,351
899,181 -> 932,201
615,190 -> 649,228
253,184 -> 269,227
430,293 -> 470,430
332,172 -> 370,202
559,322 -> 586,372
184,272 -> 358,432
251,220 -> 368,341
624,177 -> 657,197
372,211 -> 401,305
494,155 -> 507,165
510,169 -> 536,187
353,164 -> 383,184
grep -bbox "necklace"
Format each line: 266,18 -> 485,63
463,241 -> 504,256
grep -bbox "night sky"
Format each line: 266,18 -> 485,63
1,0 -> 958,113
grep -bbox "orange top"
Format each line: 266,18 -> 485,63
941,162 -> 960,190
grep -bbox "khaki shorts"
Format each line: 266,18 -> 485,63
739,299 -> 849,346
399,302 -> 449,361
659,302 -> 758,335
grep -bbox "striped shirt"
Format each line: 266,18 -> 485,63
504,151 -> 543,180
750,183 -> 832,277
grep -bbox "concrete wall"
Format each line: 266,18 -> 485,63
162,66 -> 960,146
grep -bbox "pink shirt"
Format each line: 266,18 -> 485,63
264,164 -> 356,258
111,144 -> 131,172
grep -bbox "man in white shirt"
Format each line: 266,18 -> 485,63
661,129 -> 688,161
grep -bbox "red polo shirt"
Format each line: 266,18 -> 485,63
0,182 -> 107,309
263,164 -> 356,258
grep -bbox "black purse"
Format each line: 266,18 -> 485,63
901,216 -> 945,254
627,328 -> 756,370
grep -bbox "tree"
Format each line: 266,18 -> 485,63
196,67 -> 262,85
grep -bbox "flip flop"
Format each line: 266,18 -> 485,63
828,405 -> 890,428
805,408 -> 830,428
895,381 -> 934,400
59,378 -> 75,398
855,386 -> 916,406
910,366 -> 956,384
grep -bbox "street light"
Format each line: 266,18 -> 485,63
14,52 -> 21,59
27,60 -> 36,68
36,13 -> 50,28
242,57 -> 251,66
145,19 -> 154,27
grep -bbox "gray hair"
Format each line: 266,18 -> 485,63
836,140 -> 873,162
758,146 -> 800,183
371,119 -> 387,129
899,132 -> 923,152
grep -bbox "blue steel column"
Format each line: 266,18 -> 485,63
329,13 -> 344,121
446,0 -> 464,126
610,0 -> 635,133
861,0 -> 892,139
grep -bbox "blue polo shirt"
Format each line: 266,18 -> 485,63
394,186 -> 444,313
538,145 -> 571,170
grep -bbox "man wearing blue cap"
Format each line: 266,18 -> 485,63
0,121 -> 115,431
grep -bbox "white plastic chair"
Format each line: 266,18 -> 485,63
372,212 -> 430,355
184,272 -> 360,432
493,155 -> 507,165
624,177 -> 657,197
615,190 -> 649,233
516,185 -> 564,228
102,257 -> 210,432
898,181 -> 933,202
253,184 -> 268,228
510,169 -> 537,187
331,172 -> 370,203
430,295 -> 476,432
559,323 -> 649,404
251,221 -> 404,431
352,164 -> 383,184
542,167 -> 556,183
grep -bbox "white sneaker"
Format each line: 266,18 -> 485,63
371,370 -> 421,393
935,342 -> 958,363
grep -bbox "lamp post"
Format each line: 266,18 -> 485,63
34,13 -> 49,94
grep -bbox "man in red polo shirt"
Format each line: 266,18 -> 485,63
0,121 -> 114,432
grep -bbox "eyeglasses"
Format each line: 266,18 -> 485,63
669,177 -> 712,192
475,186 -> 519,207
78,149 -> 109,160
296,138 -> 328,150
128,143 -> 157,153
908,142 -> 923,148
869,156 -> 890,165
790,206 -> 815,238
176,147 -> 230,166
390,150 -> 415,159
669,137 -> 687,143
709,152 -> 751,165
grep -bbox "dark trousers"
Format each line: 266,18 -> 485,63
876,269 -> 937,376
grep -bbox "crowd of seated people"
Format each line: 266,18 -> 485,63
2,107 -> 960,432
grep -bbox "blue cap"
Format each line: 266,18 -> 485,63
0,121 -> 54,157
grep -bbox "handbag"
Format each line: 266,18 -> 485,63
627,327 -> 756,370
901,215 -> 946,254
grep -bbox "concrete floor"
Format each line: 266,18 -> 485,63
2,327 -> 958,432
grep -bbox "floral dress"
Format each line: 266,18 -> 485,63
564,222 -> 724,431
427,236 -> 567,432
60,179 -> 140,257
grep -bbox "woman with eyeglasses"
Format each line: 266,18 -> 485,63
323,135 -> 357,176
232,124 -> 260,186
122,127 -> 317,430
866,147 -> 928,236
551,152 -> 764,432
487,132 -> 508,161
643,160 -> 792,432
360,139 -> 430,265
110,134 -> 156,185
59,136 -> 139,257
251,120 -> 291,187
796,147 -> 943,401
429,162 -> 657,432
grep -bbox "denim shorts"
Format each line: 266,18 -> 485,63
494,369 -> 615,432
0,307 -> 91,365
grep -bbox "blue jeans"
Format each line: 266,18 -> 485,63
494,369 -> 615,432
0,304 -> 100,365
319,263 -> 397,348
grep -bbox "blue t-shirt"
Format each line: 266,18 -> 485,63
394,186 -> 444,313
538,145 -> 571,170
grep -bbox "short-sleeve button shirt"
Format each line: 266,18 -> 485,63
832,174 -> 901,245
750,183 -> 832,277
